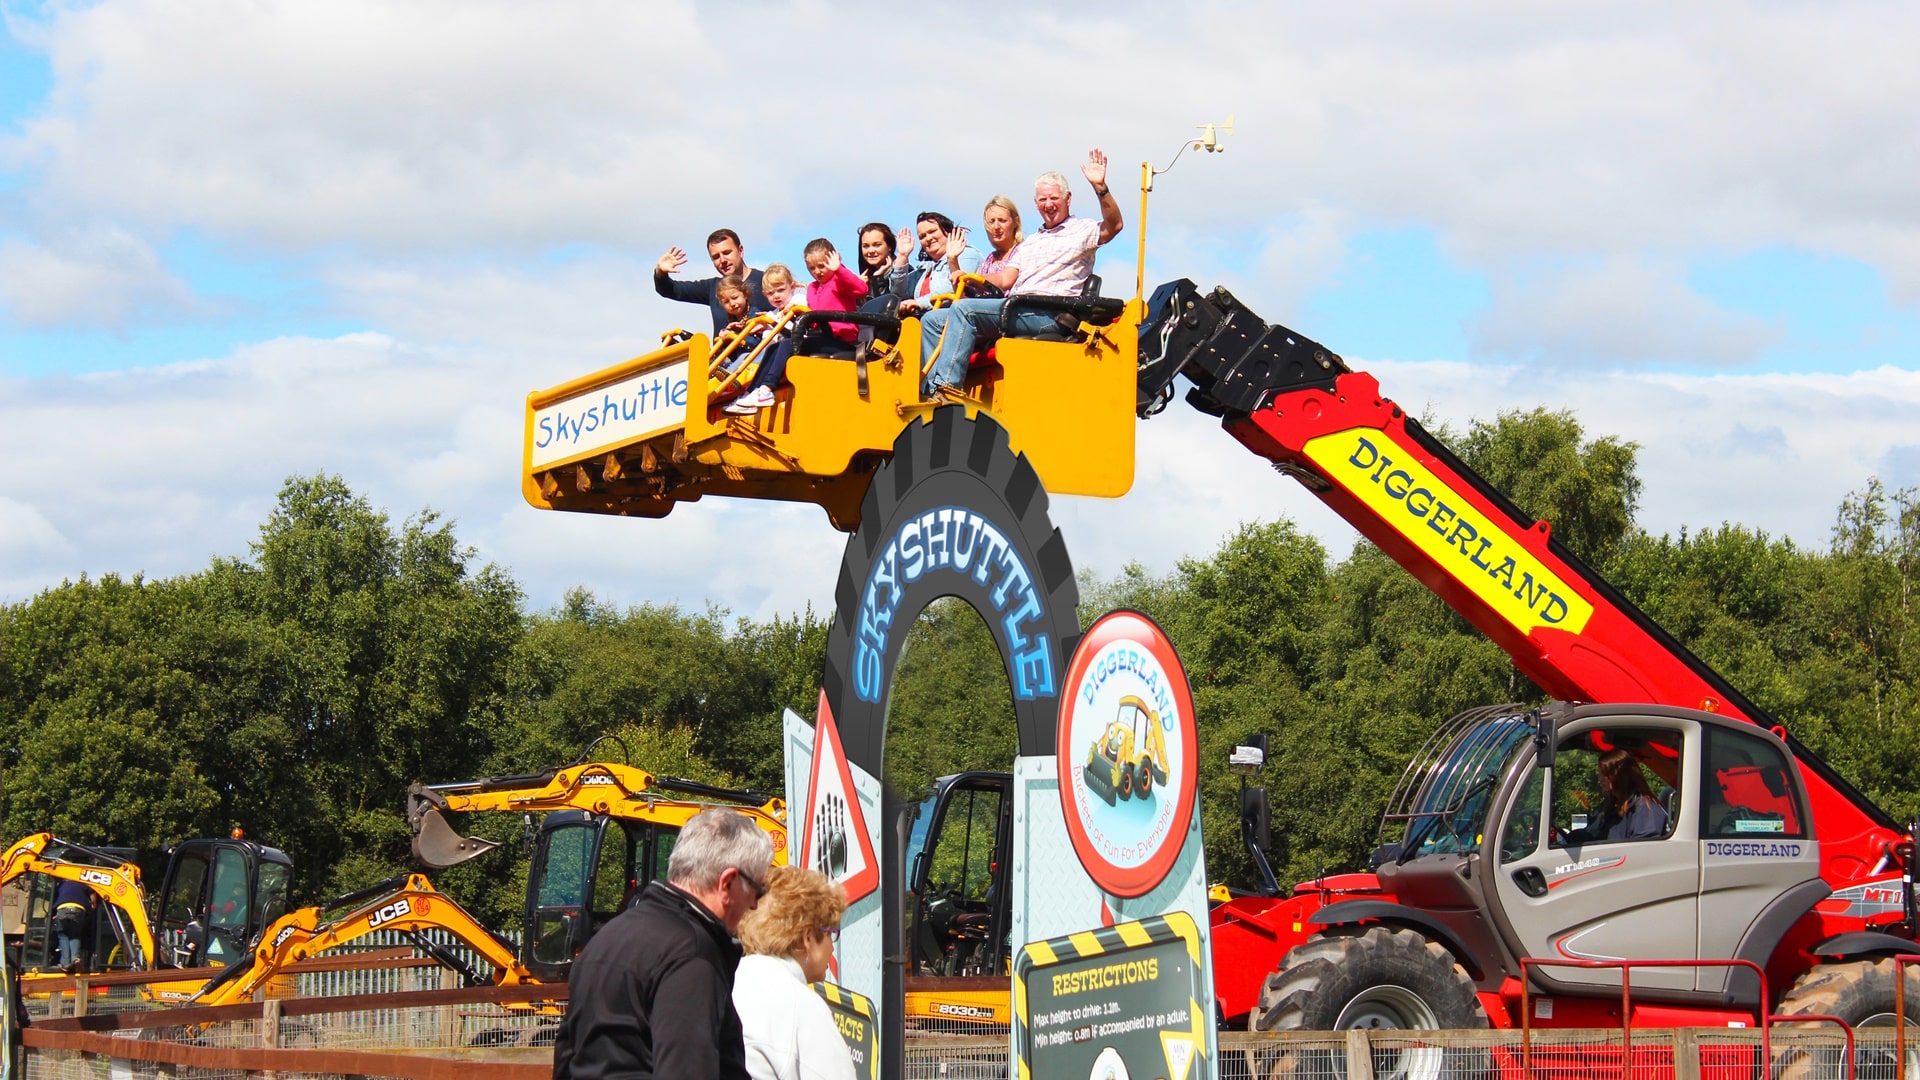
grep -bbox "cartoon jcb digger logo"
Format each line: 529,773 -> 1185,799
1057,610 -> 1199,899
1083,694 -> 1170,807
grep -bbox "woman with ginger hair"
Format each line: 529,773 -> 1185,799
731,867 -> 857,1080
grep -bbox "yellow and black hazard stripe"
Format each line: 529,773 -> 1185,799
1011,911 -> 1207,1080
812,980 -> 879,1080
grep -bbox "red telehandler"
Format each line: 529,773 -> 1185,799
1126,279 -> 1918,1054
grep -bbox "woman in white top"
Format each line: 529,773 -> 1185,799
732,867 -> 857,1080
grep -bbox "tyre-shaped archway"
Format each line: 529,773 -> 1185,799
820,405 -> 1081,1079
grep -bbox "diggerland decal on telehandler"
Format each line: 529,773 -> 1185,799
1303,431 -> 1596,635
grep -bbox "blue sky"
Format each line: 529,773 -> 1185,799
2,2 -> 1917,614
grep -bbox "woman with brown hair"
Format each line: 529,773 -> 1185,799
1568,749 -> 1669,843
731,867 -> 856,1080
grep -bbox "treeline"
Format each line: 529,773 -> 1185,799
1,410 -> 1915,927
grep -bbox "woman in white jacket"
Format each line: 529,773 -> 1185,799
733,867 -> 858,1080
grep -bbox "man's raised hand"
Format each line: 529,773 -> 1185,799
1081,148 -> 1109,191
656,246 -> 689,275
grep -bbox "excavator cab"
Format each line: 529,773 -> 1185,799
153,836 -> 293,968
13,843 -> 144,973
522,292 -> 1140,530
522,811 -> 678,981
905,773 -> 1013,981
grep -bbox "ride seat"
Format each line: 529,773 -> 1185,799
968,275 -> 1126,369
1001,274 -> 1128,342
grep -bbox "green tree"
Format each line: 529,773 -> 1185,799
1456,407 -> 1641,569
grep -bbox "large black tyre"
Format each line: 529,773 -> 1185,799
1249,927 -> 1489,1080
1774,959 -> 1920,1080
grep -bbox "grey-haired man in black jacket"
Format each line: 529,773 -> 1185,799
552,809 -> 775,1080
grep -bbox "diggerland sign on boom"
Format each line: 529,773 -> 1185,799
1303,431 -> 1596,636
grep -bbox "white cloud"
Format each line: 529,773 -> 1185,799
4,1 -> 1917,298
1471,257 -> 1783,367
0,226 -> 192,329
5,328 -> 1918,615
3,1 -> 1919,616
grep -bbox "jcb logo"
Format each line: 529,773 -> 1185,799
580,775 -> 618,785
367,898 -> 413,930
272,926 -> 298,950
78,870 -> 113,886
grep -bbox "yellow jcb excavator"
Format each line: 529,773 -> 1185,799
407,740 -> 787,981
2,831 -> 292,1002
187,872 -> 540,1008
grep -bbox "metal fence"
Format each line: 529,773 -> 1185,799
292,926 -> 525,999
28,1020 -> 1909,1080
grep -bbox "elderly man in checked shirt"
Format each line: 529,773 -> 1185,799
917,148 -> 1125,394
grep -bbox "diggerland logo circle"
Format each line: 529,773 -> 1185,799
1056,609 -> 1198,898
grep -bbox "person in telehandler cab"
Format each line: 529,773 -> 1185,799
919,148 -> 1124,394
1564,749 -> 1668,844
656,228 -> 772,334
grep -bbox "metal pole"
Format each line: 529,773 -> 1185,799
1898,957 -> 1907,1080
1134,161 -> 1152,304
1621,968 -> 1633,1080
1521,960 -> 1534,1078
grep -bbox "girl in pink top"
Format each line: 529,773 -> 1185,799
801,238 -> 869,343
727,238 -> 869,413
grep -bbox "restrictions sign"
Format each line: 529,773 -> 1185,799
1015,913 -> 1209,1080
813,981 -> 879,1080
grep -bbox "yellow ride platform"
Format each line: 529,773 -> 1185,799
523,301 -> 1141,530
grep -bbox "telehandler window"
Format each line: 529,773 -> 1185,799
1551,729 -> 1681,846
1702,728 -> 1805,838
1500,766 -> 1546,863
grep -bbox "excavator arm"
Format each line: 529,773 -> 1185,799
1136,278 -> 1907,884
190,873 -> 533,1008
1,833 -> 160,972
406,760 -> 787,869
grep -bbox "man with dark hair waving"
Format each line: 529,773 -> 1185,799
656,229 -> 772,334
553,809 -> 776,1080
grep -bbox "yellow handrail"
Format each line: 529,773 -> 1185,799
707,306 -> 810,393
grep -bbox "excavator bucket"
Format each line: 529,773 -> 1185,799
411,808 -> 502,869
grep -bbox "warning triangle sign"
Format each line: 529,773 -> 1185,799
1159,1031 -> 1197,1080
800,690 -> 879,904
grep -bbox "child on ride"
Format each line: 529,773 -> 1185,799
727,240 -> 868,413
714,275 -> 762,377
